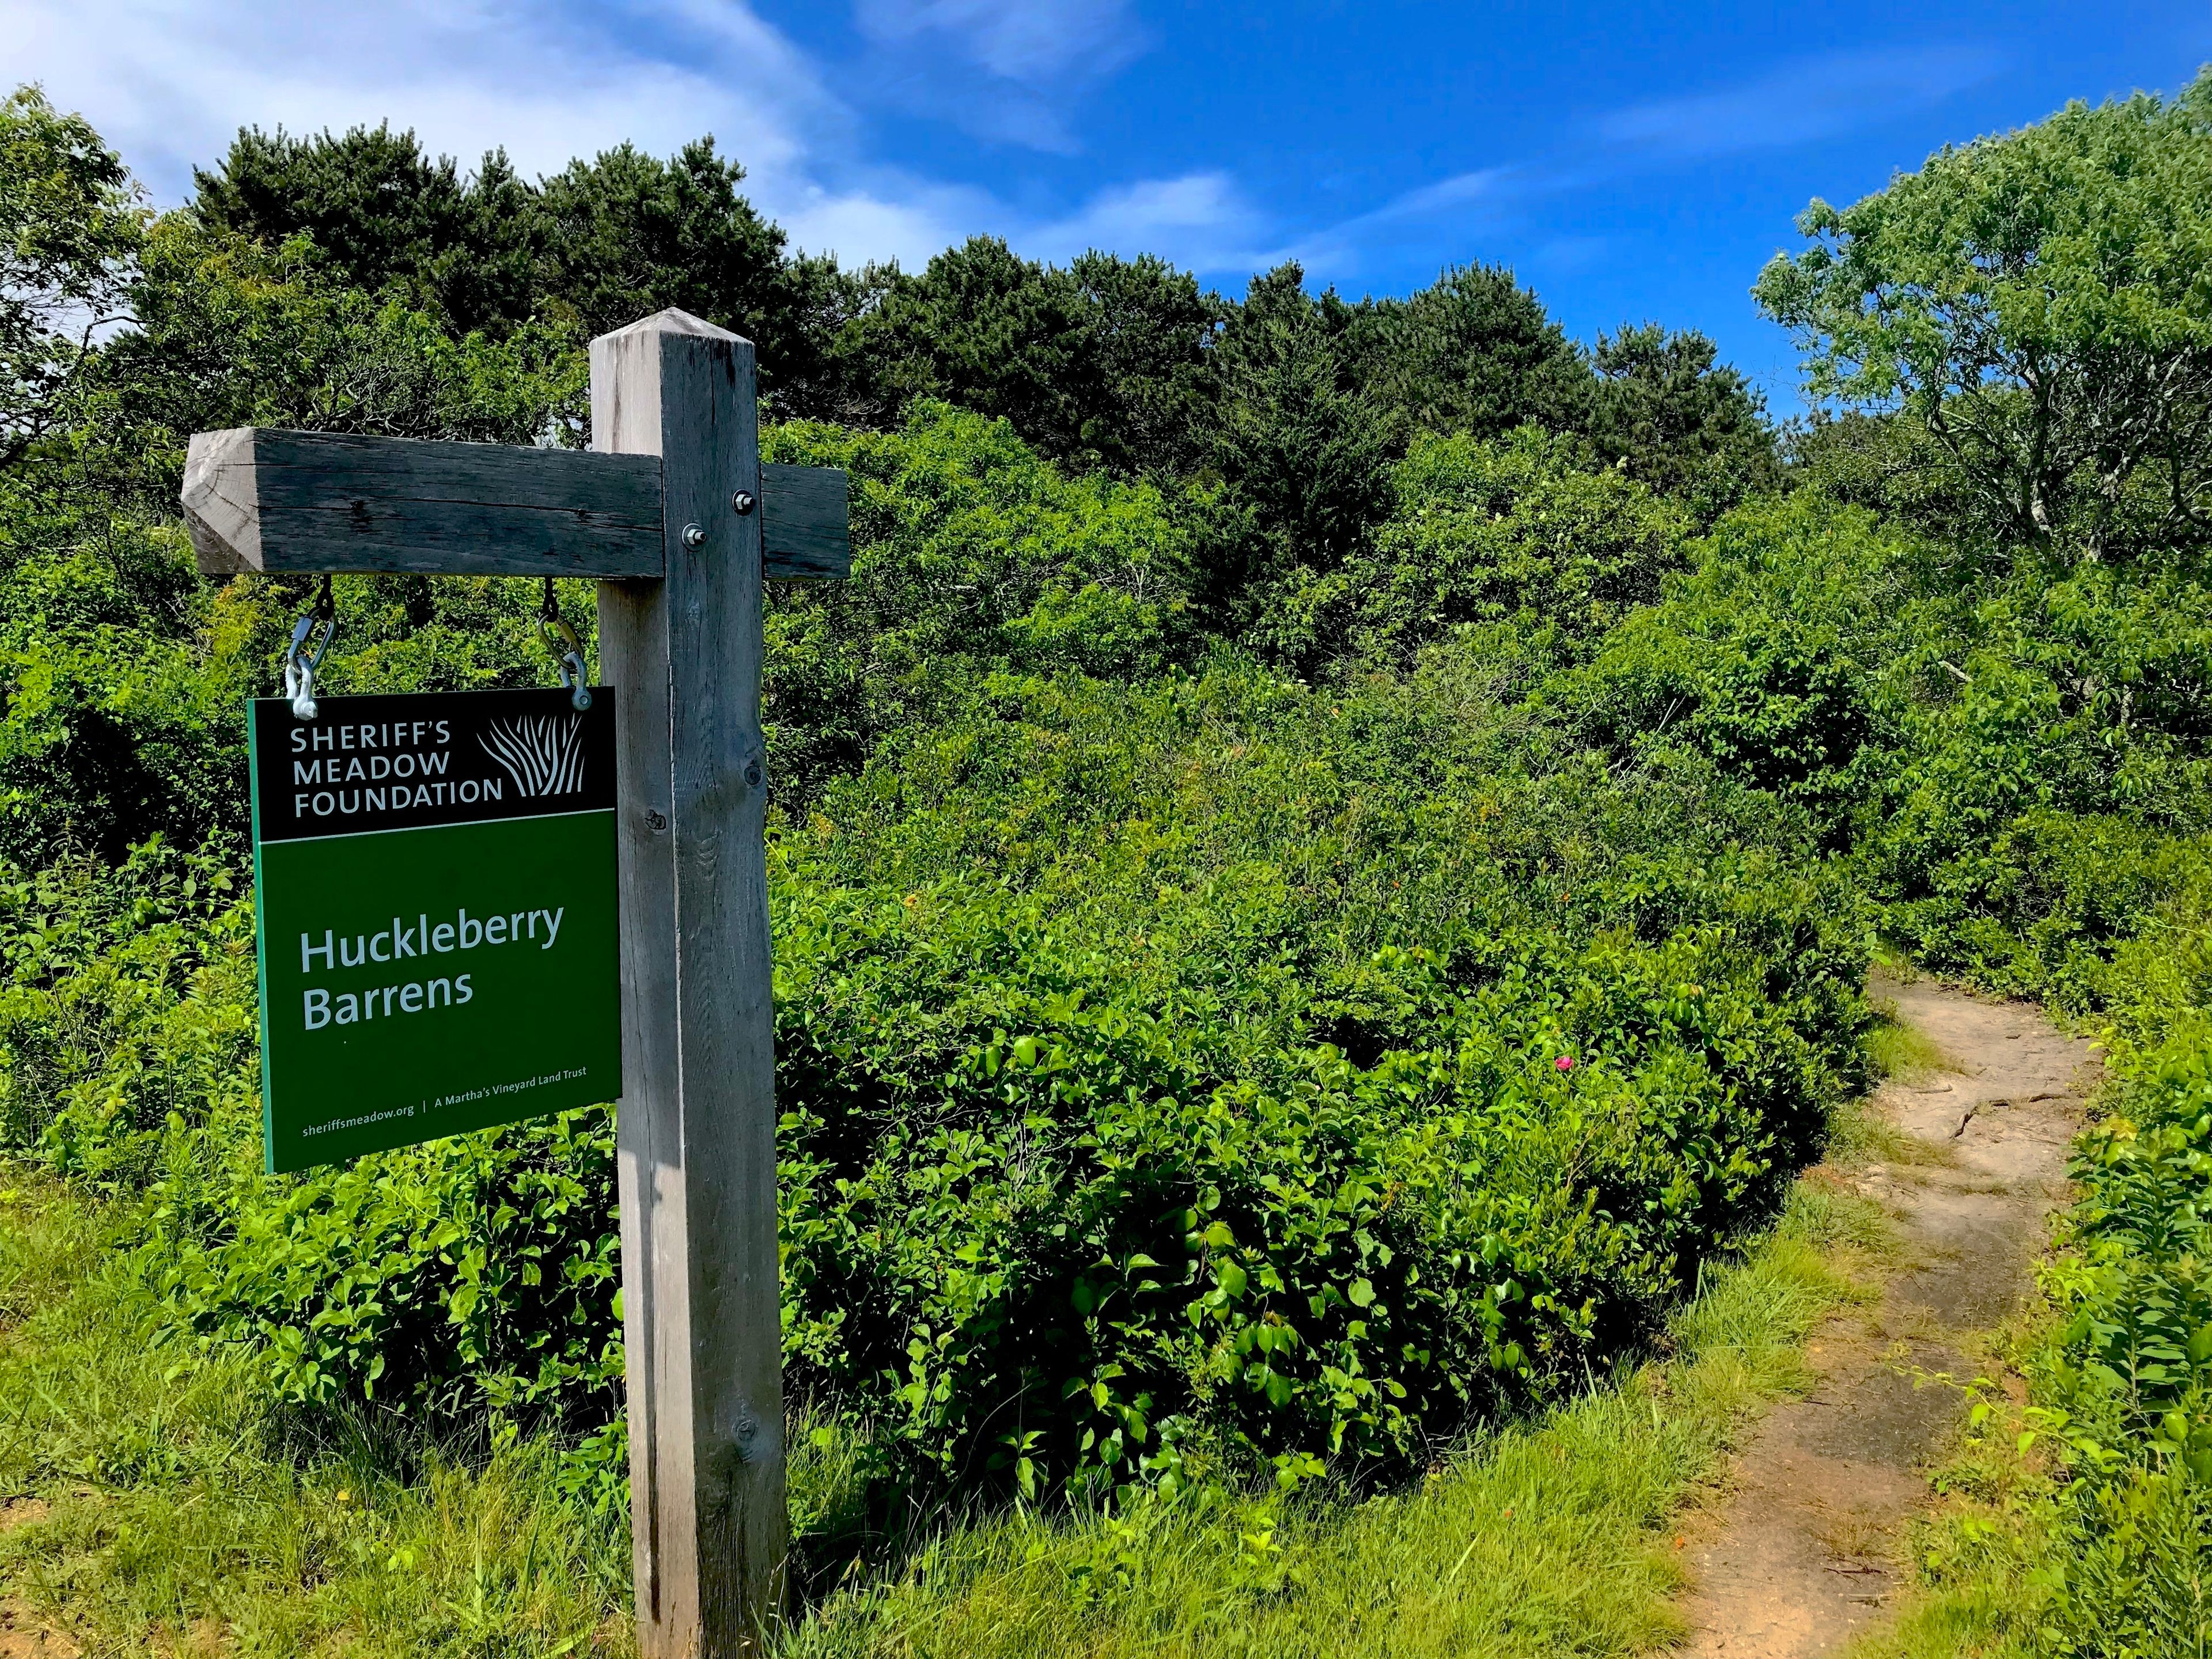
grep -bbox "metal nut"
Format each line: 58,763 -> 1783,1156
682,523 -> 706,548
730,490 -> 756,516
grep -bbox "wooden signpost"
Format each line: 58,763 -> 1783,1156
183,309 -> 849,1657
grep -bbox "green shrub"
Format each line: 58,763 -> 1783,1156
1257,427 -> 1689,672
0,839 -> 255,1181
761,404 -> 1202,799
1544,493 -> 1925,848
75,661 -> 1862,1510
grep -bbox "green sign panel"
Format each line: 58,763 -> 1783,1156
249,688 -> 622,1172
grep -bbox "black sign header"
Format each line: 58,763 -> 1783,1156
251,688 -> 616,844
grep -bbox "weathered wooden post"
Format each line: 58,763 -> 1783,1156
180,308 -> 848,1657
593,310 -> 786,1651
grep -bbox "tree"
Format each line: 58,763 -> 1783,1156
1279,427 -> 1690,672
832,240 -> 1226,475
1065,251 -> 1224,476
192,123 -> 540,336
836,236 -> 1099,457
537,139 -> 790,343
1756,71 -> 2212,560
1357,263 -> 1588,441
76,218 -> 583,527
194,126 -> 846,407
0,86 -> 144,469
768,251 -> 889,423
1586,324 -> 1779,521
1205,264 -> 1396,632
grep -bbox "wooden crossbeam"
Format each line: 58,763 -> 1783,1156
759,462 -> 851,579
182,426 -> 850,581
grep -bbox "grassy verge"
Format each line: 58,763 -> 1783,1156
0,1177 -> 634,1657
776,1175 -> 1888,1659
0,1145 -> 1891,1657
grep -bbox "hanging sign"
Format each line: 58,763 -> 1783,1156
249,687 -> 622,1172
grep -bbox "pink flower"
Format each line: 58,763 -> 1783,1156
1555,1055 -> 1575,1073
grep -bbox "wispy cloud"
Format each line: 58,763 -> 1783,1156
1286,43 -> 2002,281
1,0 -> 838,200
778,172 -> 998,268
1599,44 -> 2003,159
2,9 -> 2009,308
1287,166 -> 1516,267
0,0 -> 1262,281
854,0 -> 1145,84
849,0 -> 1149,151
1030,171 -> 1271,271
1271,166 -> 1552,282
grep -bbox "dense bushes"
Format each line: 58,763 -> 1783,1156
760,404 -> 1203,798
1256,428 -> 1690,673
9,646 -> 1870,1506
0,839 -> 252,1172
757,671 -> 1864,1492
10,358 -> 2201,1577
1549,493 -> 1918,847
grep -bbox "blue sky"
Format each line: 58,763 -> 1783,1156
6,0 -> 2209,410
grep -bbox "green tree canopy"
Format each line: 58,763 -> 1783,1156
1586,324 -> 1780,520
0,86 -> 144,469
1065,248 -> 1224,476
1202,263 -> 1396,627
832,238 -> 1223,475
1756,69 -> 2212,560
1356,262 -> 1587,440
537,139 -> 790,341
839,236 -> 1100,459
191,124 -> 847,409
192,122 -> 539,336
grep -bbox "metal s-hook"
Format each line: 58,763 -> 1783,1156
539,577 -> 592,711
283,575 -> 337,721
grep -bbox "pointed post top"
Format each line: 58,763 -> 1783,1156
593,307 -> 747,348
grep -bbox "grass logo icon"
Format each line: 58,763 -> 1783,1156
479,713 -> 588,798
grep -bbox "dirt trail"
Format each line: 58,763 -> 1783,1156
1673,975 -> 2097,1658
0,1502 -> 71,1658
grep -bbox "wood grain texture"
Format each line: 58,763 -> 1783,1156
181,427 -> 666,578
182,427 -> 264,573
760,463 -> 850,578
180,427 -> 850,582
595,308 -> 787,1657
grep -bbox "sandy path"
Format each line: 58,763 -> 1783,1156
1673,975 -> 2097,1657
0,1502 -> 72,1657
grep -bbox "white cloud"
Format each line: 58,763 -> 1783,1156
1283,166 -> 1516,274
1,0 -> 836,202
778,173 -> 997,269
853,0 -> 1143,84
1283,46 -> 2001,282
0,0 -> 1275,281
1028,171 -> 1270,271
847,0 -> 1149,151
1599,44 -> 2003,158
0,5 -> 2005,312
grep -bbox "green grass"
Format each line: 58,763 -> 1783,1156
0,1175 -> 634,1657
0,1164 -> 1888,1658
1828,995 -> 1965,1172
773,1180 -> 1887,1659
1865,1017 -> 1959,1086
1839,1370 -> 2061,1659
